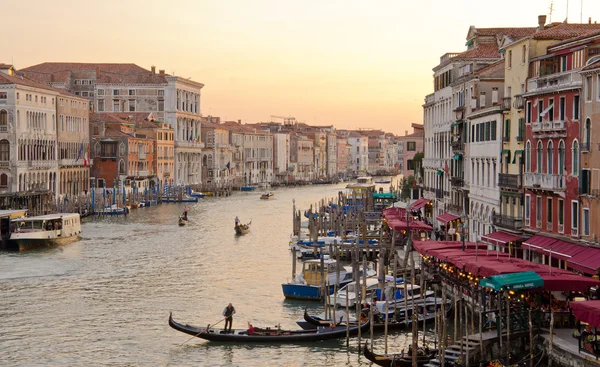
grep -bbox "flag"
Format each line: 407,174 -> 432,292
189,132 -> 193,142
444,160 -> 449,175
83,144 -> 89,167
226,161 -> 231,174
76,143 -> 83,162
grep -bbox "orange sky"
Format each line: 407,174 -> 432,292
4,0 -> 600,135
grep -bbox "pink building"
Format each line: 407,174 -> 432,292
400,123 -> 424,178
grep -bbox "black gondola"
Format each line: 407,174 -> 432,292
363,344 -> 436,367
168,312 -> 369,343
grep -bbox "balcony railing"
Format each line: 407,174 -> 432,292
513,95 -> 524,109
0,161 -> 8,168
531,120 -> 566,133
447,204 -> 462,214
498,173 -> 522,189
525,218 -> 530,227
516,135 -> 524,142
524,172 -> 566,191
502,136 -> 510,142
451,139 -> 463,152
547,222 -> 553,232
138,152 -> 147,160
558,224 -> 564,233
527,71 -> 582,95
492,214 -> 523,230
536,219 -> 542,229
451,177 -> 464,187
502,97 -> 511,111
581,142 -> 590,152
572,228 -> 579,237
0,125 -> 7,132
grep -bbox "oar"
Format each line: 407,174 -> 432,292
180,318 -> 225,346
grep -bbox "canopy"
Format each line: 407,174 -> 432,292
481,231 -> 524,247
568,247 -> 600,275
410,198 -> 431,210
373,193 -> 396,199
570,300 -> 600,329
437,213 -> 460,223
522,235 -> 557,250
480,271 -> 544,291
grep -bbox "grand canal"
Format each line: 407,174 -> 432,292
0,182 -> 423,367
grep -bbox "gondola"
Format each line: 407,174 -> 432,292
363,344 -> 436,367
168,312 -> 369,343
179,216 -> 188,226
234,221 -> 251,235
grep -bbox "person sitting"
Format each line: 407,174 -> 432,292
247,322 -> 254,335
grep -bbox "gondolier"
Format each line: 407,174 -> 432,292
223,303 -> 236,332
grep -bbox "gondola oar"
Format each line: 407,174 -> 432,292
179,316 -> 225,346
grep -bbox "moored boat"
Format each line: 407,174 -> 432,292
362,343 -> 436,367
9,213 -> 82,251
168,312 -> 369,343
189,190 -> 206,198
281,257 -> 355,300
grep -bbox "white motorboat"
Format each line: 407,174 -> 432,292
10,213 -> 82,251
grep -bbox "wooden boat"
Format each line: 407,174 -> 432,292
168,312 -> 369,343
260,192 -> 274,200
234,221 -> 251,235
9,213 -> 82,251
363,344 -> 436,367
282,258 -> 355,300
178,216 -> 188,226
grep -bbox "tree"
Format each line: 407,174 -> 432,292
400,175 -> 416,200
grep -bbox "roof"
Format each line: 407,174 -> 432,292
535,24 -> 600,41
453,43 -> 502,60
472,27 -> 537,41
20,62 -> 168,85
581,59 -> 600,72
0,72 -> 59,92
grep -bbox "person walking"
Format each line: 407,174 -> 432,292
223,303 -> 236,332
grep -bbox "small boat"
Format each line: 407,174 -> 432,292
281,257 -> 355,300
161,195 -> 199,203
235,221 -> 251,235
168,312 -> 369,343
190,190 -> 206,198
363,344 -> 436,367
9,213 -> 82,251
240,186 -> 256,191
178,216 -> 188,226
260,192 -> 274,200
375,179 -> 391,184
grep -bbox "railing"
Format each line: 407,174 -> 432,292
137,170 -> 149,177
492,214 -> 523,230
447,204 -> 462,214
502,97 -> 511,110
28,161 -> 58,168
581,142 -> 590,152
536,219 -> 542,229
516,135 -> 524,142
502,136 -> 510,142
527,71 -> 582,94
531,120 -> 566,133
558,224 -> 564,233
572,228 -> 579,237
591,189 -> 600,197
0,125 -> 7,132
525,218 -> 530,227
524,172 -> 566,191
513,95 -> 524,109
138,152 -> 147,160
498,173 -> 522,189
547,222 -> 553,231
0,161 -> 8,168
451,177 -> 464,187
451,139 -> 463,152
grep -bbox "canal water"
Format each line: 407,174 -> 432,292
0,182 -> 425,367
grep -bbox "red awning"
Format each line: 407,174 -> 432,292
437,213 -> 460,223
481,232 -> 524,246
570,300 -> 600,329
387,219 -> 433,232
522,235 -> 558,251
540,240 -> 587,261
568,247 -> 600,275
540,272 -> 600,292
410,198 -> 431,210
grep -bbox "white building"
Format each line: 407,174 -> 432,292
348,133 -> 368,174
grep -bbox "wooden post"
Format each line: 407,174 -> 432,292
441,285 -> 447,367
506,294 -> 510,363
529,308 -> 533,367
498,292 -> 503,356
355,246 -> 362,349
345,283 -> 350,347
411,253 -> 417,367
549,311 -> 554,367
454,286 -> 458,343
465,298 -> 469,367
479,291 -> 483,358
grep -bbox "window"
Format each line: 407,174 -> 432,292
574,95 -> 580,120
538,100 -> 544,122
407,142 -> 416,151
158,100 -> 164,112
581,169 -> 590,194
598,75 -> 600,100
158,90 -> 164,96
537,141 -> 543,173
558,199 -> 564,231
521,45 -> 526,63
583,208 -> 590,236
547,197 -> 553,224
97,89 -> 105,96
547,141 -> 553,174
407,160 -> 415,170
572,140 -> 579,176
586,76 -> 593,101
536,196 -> 542,227
559,97 -> 565,120
120,143 -> 126,156
548,98 -> 554,121
508,50 -> 512,68
128,100 -> 135,112
0,139 -> 9,161
525,195 -> 531,226
81,92 -> 89,97
560,55 -> 568,72
0,110 -> 6,126
492,88 -> 498,104
525,141 -> 531,172
558,140 -> 565,174
128,89 -> 136,96
526,101 -> 532,123
98,100 -> 104,112
491,120 -> 497,140
584,118 -> 591,145
572,201 -> 579,235
504,119 -> 510,140
517,118 -> 524,141
0,173 -> 7,187
0,92 -> 6,99
113,100 -> 119,112
113,90 -> 120,96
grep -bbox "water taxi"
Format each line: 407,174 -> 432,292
260,192 -> 275,200
9,213 -> 82,251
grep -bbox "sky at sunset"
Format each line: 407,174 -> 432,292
4,0 -> 600,135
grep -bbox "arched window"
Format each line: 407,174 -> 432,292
0,174 -> 7,187
95,143 -> 101,157
558,140 -> 565,175
584,118 -> 591,146
119,143 -> 126,156
525,141 -> 531,172
572,139 -> 579,176
536,141 -> 543,173
0,139 -> 9,162
0,109 -> 7,127
119,160 -> 126,174
547,140 -> 554,174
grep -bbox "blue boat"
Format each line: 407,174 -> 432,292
161,196 -> 199,203
240,186 -> 256,191
189,190 -> 206,198
282,258 -> 355,301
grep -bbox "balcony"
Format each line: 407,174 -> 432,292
581,142 -> 590,152
502,136 -> 510,142
435,188 -> 444,199
447,204 -> 462,214
502,97 -> 511,111
531,120 -> 566,133
516,135 -> 524,142
492,214 -> 523,230
527,71 -> 582,95
137,170 -> 149,177
0,161 -> 9,168
0,126 -> 7,133
451,139 -> 463,153
138,152 -> 146,160
513,95 -> 524,109
498,173 -> 522,190
451,177 -> 464,187
547,222 -> 553,232
524,172 -> 566,191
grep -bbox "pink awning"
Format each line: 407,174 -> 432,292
540,272 -> 600,292
522,235 -> 558,251
481,232 -> 524,246
410,198 -> 431,210
569,247 -> 600,275
570,300 -> 600,329
437,213 -> 460,223
540,240 -> 587,261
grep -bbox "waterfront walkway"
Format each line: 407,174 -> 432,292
541,329 -> 600,366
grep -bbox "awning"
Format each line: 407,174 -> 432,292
570,301 -> 600,329
480,271 -> 544,291
501,149 -> 511,163
540,240 -> 587,261
522,235 -> 558,251
512,150 -> 524,164
437,213 -> 461,223
481,231 -> 524,247
568,247 -> 600,275
451,120 -> 463,127
410,198 -> 431,210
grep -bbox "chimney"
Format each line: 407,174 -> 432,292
238,119 -> 241,124
159,69 -> 165,75
537,15 -> 547,31
151,65 -> 156,74
95,66 -> 100,76
405,130 -> 408,136
589,17 -> 592,24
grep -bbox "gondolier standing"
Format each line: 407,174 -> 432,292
234,216 -> 240,227
223,303 -> 236,332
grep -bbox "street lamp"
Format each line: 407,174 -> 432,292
460,210 -> 467,251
